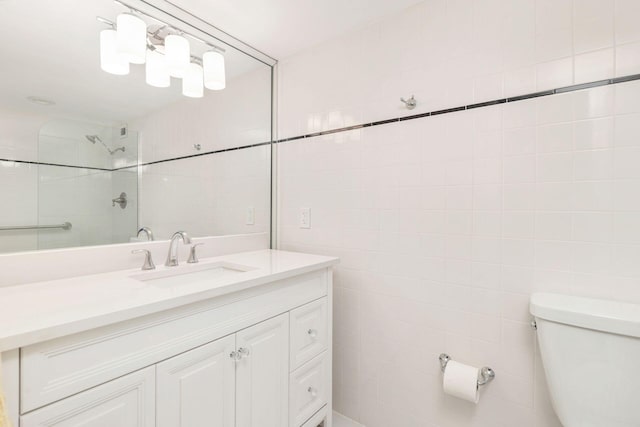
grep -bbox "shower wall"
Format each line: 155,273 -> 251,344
276,1 -> 640,426
0,112 -> 138,252
0,110 -> 43,253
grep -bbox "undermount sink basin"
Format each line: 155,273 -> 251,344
130,262 -> 255,287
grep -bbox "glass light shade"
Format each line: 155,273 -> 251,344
100,29 -> 129,75
165,35 -> 190,78
145,49 -> 170,88
116,13 -> 147,64
203,51 -> 226,90
182,63 -> 204,98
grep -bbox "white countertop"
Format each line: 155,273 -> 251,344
0,249 -> 338,352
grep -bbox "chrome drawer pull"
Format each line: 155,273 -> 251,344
307,329 -> 318,339
307,386 -> 318,398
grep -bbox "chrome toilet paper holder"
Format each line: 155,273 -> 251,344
439,353 -> 495,386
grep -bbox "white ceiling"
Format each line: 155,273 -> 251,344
167,0 -> 424,59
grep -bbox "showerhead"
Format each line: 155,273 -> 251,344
84,134 -> 125,155
85,135 -> 102,144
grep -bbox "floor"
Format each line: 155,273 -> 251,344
333,411 -> 365,427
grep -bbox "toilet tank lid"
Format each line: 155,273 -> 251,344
530,293 -> 640,338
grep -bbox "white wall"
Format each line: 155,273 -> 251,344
132,67 -> 272,163
139,145 -> 270,240
276,1 -> 640,426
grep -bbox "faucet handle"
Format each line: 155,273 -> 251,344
132,249 -> 155,270
187,243 -> 204,264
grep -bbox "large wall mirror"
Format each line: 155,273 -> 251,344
0,0 -> 274,253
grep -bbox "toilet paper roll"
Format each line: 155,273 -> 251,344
443,360 -> 480,403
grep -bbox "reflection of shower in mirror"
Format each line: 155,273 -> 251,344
85,134 -> 126,155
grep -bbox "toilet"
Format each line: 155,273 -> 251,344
530,293 -> 640,427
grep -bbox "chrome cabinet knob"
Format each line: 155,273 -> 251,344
307,386 -> 318,398
237,347 -> 250,359
307,329 -> 318,339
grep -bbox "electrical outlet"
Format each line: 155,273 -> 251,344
246,207 -> 255,225
300,207 -> 311,229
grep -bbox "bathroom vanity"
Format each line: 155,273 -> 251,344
0,249 -> 337,427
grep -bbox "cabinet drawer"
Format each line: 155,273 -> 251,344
290,298 -> 328,371
301,405 -> 328,427
21,366 -> 155,427
289,352 -> 329,427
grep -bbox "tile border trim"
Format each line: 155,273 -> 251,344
3,73 -> 640,171
274,73 -> 640,144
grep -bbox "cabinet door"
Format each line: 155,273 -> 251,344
156,335 -> 236,427
236,313 -> 290,427
21,366 -> 155,427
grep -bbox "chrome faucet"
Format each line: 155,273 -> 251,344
165,231 -> 191,267
137,226 -> 154,241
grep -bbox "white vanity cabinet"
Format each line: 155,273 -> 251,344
7,265 -> 334,427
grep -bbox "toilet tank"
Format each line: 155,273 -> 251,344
530,293 -> 640,427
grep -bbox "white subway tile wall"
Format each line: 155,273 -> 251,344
277,1 -> 640,426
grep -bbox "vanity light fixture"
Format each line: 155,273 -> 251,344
116,12 -> 147,64
145,49 -> 170,88
182,62 -> 204,98
96,0 -> 227,98
100,27 -> 130,75
203,50 -> 225,90
165,34 -> 191,78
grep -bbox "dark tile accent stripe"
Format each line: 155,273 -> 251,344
466,99 -> 507,110
274,73 -> 640,145
7,73 -> 640,171
506,90 -> 555,102
430,106 -> 467,116
611,73 -> 640,84
0,158 -> 112,172
1,141 -> 273,172
399,112 -> 431,121
113,141 -> 273,171
554,79 -> 610,93
370,118 -> 400,126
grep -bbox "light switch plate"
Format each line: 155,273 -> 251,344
246,207 -> 255,225
300,207 -> 311,229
